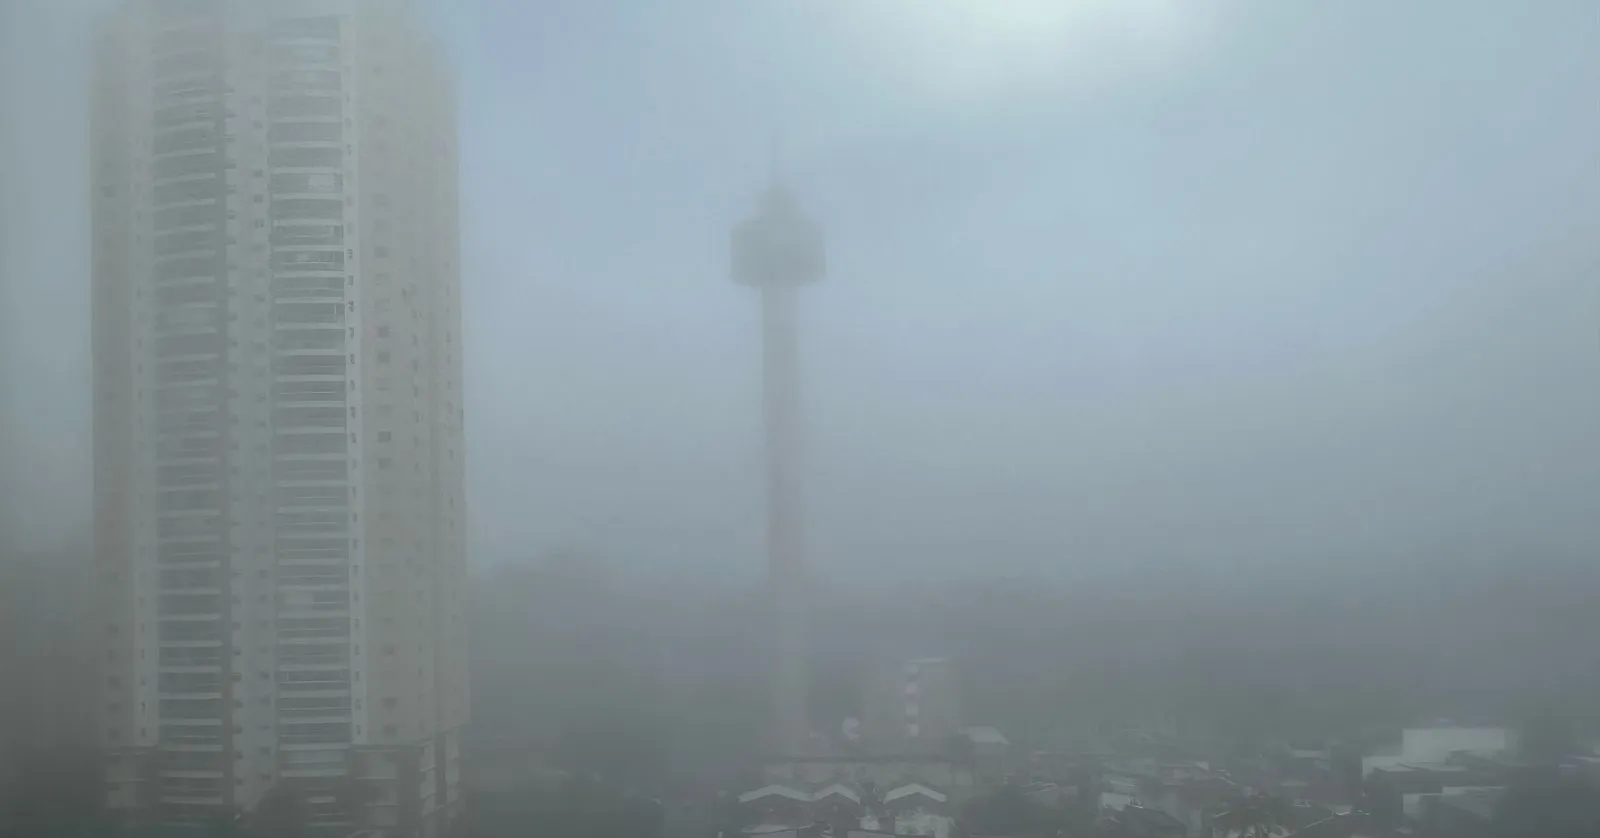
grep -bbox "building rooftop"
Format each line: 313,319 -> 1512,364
738,781 -> 949,806
1435,788 -> 1503,821
964,726 -> 1009,746
882,783 -> 947,804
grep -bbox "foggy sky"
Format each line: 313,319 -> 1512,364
4,0 -> 1600,581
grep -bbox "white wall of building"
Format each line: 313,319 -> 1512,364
93,0 -> 464,831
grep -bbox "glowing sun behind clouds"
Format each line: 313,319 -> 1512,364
832,0 -> 1218,99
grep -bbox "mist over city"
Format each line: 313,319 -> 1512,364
2,1 -> 1599,837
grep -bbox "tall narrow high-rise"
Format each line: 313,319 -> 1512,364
730,172 -> 826,756
91,1 -> 467,832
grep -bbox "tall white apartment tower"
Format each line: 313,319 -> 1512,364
91,1 -> 467,833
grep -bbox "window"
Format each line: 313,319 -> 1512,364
278,668 -> 350,686
279,644 -> 348,665
153,101 -> 219,129
274,406 -> 345,429
158,621 -> 222,642
153,125 -> 218,154
155,229 -> 219,255
278,565 -> 347,586
154,152 -> 221,179
268,121 -> 341,143
271,223 -> 343,246
154,75 -> 217,102
154,284 -> 220,308
278,696 -> 351,717
275,510 -> 347,533
160,592 -> 222,616
275,536 -> 347,559
153,177 -> 220,205
279,722 -> 349,745
272,326 -> 343,350
272,248 -> 344,271
154,204 -> 218,231
157,541 -> 225,566
159,461 -> 219,486
155,508 -> 225,537
155,408 -> 221,436
275,354 -> 346,377
159,671 -> 223,693
280,748 -> 347,768
160,776 -> 224,797
154,255 -> 218,283
161,567 -> 220,589
271,69 -> 341,93
156,332 -> 223,356
271,172 -> 343,195
161,750 -> 226,773
273,380 -> 346,403
272,276 -> 344,299
160,725 -> 222,746
270,43 -> 339,65
272,431 -> 346,455
269,146 -> 342,168
274,301 -> 343,325
377,431 -> 391,442
268,95 -> 341,120
158,488 -> 222,511
158,697 -> 225,716
271,197 -> 342,221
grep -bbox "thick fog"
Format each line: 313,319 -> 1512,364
6,1 -> 1600,581
4,2 -> 1600,836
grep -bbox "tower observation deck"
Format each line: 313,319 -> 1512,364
731,181 -> 825,757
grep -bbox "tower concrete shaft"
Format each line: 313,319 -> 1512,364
762,284 -> 809,756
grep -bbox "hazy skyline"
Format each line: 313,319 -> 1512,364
4,0 -> 1600,581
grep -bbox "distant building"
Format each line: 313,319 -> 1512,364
1420,788 -> 1500,838
760,754 -> 975,798
963,725 -> 1013,786
1362,726 -> 1518,777
736,780 -> 953,837
861,658 -> 963,749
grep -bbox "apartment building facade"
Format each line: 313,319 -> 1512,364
92,0 -> 466,833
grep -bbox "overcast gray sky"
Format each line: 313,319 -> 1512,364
4,0 -> 1599,580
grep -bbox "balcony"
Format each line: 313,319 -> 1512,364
277,564 -> 350,587
158,645 -> 224,667
271,222 -> 343,247
272,247 -> 345,272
